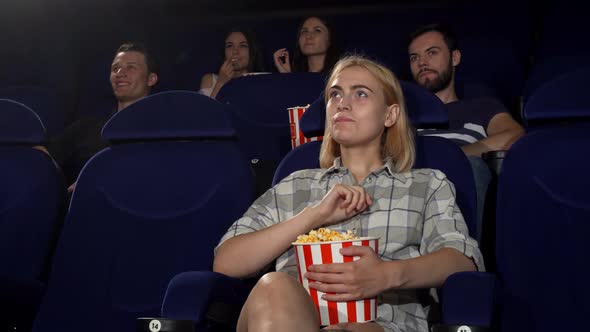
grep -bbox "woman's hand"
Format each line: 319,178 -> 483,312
310,184 -> 372,229
273,48 -> 292,73
218,59 -> 237,83
305,246 -> 397,302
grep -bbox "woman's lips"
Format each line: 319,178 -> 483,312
334,116 -> 354,123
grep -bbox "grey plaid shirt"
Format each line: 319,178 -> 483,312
217,157 -> 484,332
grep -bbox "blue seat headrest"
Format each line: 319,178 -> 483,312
298,81 -> 448,136
524,66 -> 590,123
400,81 -> 448,127
0,99 -> 46,144
102,91 -> 236,142
300,93 -> 326,137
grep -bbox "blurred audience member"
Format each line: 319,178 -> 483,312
273,16 -> 340,74
408,24 -> 524,155
199,28 -> 264,98
408,24 -> 524,240
46,42 -> 158,191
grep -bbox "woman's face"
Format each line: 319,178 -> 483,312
326,66 -> 398,148
224,32 -> 250,72
298,17 -> 330,57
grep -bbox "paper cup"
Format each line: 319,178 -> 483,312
288,106 -> 323,149
292,237 -> 379,326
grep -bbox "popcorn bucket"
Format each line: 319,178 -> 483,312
288,105 -> 323,149
292,237 -> 379,326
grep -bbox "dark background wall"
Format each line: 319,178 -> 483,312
0,0 -> 558,128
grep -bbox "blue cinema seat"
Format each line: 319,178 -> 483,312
0,86 -> 65,136
496,124 -> 590,332
0,99 -> 66,330
454,38 -> 525,109
31,91 -> 255,332
496,68 -> 590,332
523,66 -> 590,129
522,57 -> 587,105
216,72 -> 325,163
216,72 -> 326,196
160,82 -> 496,330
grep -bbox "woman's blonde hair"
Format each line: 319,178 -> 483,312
319,55 -> 415,173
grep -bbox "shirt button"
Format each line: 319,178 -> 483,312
367,177 -> 373,183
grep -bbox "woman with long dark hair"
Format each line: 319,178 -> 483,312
273,16 -> 340,74
199,28 -> 264,98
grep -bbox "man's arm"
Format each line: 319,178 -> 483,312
33,145 -> 50,155
462,112 -> 524,157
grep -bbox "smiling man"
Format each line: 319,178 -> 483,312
45,42 -> 158,188
110,43 -> 159,111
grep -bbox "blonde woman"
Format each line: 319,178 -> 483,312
214,56 -> 483,332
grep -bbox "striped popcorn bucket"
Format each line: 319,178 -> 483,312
288,105 -> 323,149
293,237 -> 379,326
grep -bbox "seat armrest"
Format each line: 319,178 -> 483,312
161,271 -> 253,324
482,150 -> 506,175
440,271 -> 498,328
162,271 -> 498,329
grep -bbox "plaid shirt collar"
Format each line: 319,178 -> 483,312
320,157 -> 408,184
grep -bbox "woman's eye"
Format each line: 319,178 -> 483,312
329,90 -> 341,99
356,91 -> 368,98
225,43 -> 232,49
314,28 -> 322,33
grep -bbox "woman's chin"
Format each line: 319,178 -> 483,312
302,49 -> 327,57
333,136 -> 357,147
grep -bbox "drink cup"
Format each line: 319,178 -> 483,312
288,106 -> 323,149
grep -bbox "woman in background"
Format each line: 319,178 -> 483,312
199,28 -> 264,98
273,16 -> 340,74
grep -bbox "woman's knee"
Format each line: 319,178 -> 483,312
252,271 -> 302,298
258,271 -> 298,285
243,271 -> 319,326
